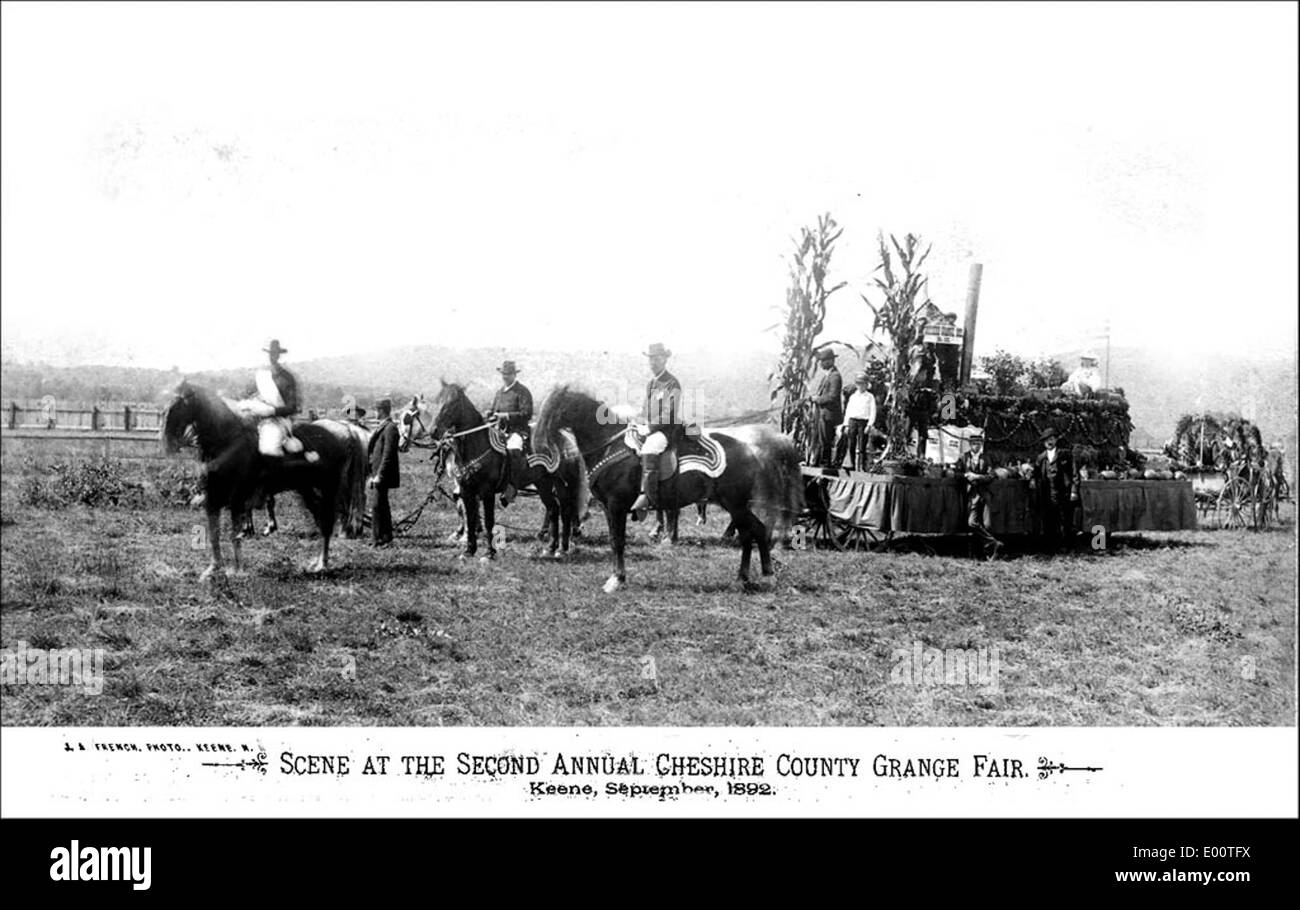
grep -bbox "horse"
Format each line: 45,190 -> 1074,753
397,382 -> 587,560
162,381 -> 368,579
533,386 -> 803,592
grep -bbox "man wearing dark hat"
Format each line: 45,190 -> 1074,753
1031,427 -> 1078,550
367,398 -> 400,547
807,347 -> 843,467
240,338 -> 303,458
956,432 -> 1001,559
489,360 -> 533,506
343,403 -> 367,428
630,343 -> 682,518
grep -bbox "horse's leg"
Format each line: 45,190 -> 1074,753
755,512 -> 773,576
200,507 -> 223,581
696,502 -> 708,526
483,492 -> 497,560
540,482 -> 561,557
229,506 -> 245,574
262,495 -> 278,537
730,508 -> 763,582
314,482 -> 337,573
462,494 -> 480,558
669,509 -> 680,544
603,500 -> 629,593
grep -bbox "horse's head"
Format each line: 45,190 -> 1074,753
428,380 -> 482,440
161,381 -> 200,454
534,385 -> 609,453
397,395 -> 432,452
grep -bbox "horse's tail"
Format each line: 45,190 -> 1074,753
321,420 -> 369,539
726,424 -> 805,541
560,429 -> 590,519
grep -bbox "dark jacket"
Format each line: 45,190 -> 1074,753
645,369 -> 683,442
813,365 -> 843,424
368,417 -> 401,489
491,382 -> 534,436
1033,447 -> 1077,503
245,365 -> 300,418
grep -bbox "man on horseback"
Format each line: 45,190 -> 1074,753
489,360 -> 534,506
189,338 -> 309,510
630,342 -> 682,519
241,339 -> 306,460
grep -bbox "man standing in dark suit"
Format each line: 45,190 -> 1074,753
807,348 -> 843,467
367,398 -> 401,547
1031,427 -> 1078,550
956,432 -> 1001,559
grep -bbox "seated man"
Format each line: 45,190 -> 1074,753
631,342 -> 682,519
238,338 -> 306,459
489,360 -> 533,506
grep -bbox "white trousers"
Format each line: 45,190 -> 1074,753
641,431 -> 669,455
258,418 -> 302,456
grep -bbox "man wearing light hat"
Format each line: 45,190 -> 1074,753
807,347 -> 843,467
1062,353 -> 1102,396
630,343 -> 682,517
489,360 -> 534,506
238,339 -> 304,458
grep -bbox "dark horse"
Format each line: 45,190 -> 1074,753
162,381 -> 368,579
398,382 -> 587,560
534,386 -> 803,591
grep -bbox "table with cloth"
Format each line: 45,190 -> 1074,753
812,469 -> 1197,534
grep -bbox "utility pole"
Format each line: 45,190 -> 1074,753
959,263 -> 983,385
1104,318 -> 1111,389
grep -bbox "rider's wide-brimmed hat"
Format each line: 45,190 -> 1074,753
497,360 -> 520,374
644,343 -> 672,358
263,339 -> 288,355
1038,427 -> 1060,443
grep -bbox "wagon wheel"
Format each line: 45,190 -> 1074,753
1215,476 -> 1251,529
797,478 -> 845,551
827,513 -> 875,551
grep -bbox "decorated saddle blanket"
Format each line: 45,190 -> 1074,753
623,425 -> 727,479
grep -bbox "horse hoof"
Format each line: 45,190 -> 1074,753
457,553 -> 468,562
602,575 -> 622,594
199,565 -> 217,582
479,555 -> 492,564
261,523 -> 277,537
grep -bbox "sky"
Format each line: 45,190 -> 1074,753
1,1 -> 1297,373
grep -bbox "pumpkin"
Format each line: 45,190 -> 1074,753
1099,470 -> 1119,480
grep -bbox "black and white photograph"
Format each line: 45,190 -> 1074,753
1,0 -> 1296,855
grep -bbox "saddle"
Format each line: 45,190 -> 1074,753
624,424 -> 720,478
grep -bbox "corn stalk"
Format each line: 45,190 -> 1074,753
862,232 -> 932,460
768,214 -> 846,455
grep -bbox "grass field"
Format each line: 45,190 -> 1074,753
1,457 -> 1294,726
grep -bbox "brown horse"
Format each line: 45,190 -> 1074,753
534,386 -> 803,591
398,382 -> 587,560
162,381 -> 368,579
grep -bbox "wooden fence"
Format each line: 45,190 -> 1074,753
5,400 -> 374,432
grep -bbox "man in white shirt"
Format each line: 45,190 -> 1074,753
840,370 -> 877,470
